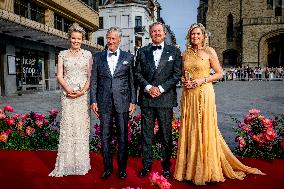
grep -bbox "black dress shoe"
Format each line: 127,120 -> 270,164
139,167 -> 150,177
101,169 -> 112,179
118,171 -> 127,179
162,169 -> 172,179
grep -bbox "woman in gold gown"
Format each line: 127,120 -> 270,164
174,23 -> 265,185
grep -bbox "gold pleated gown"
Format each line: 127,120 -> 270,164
174,49 -> 265,185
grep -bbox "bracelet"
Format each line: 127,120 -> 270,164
204,77 -> 208,84
81,89 -> 87,94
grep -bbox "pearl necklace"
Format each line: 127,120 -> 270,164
69,48 -> 81,55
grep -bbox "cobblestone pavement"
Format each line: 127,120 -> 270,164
1,80 -> 284,149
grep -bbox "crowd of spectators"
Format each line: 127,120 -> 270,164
220,66 -> 284,81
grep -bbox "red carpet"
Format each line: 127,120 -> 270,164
0,150 -> 283,189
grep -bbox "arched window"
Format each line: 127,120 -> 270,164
275,0 -> 282,16
267,0 -> 273,9
227,13 -> 234,42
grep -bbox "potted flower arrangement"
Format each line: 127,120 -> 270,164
0,105 -> 60,150
90,112 -> 181,159
234,109 -> 284,160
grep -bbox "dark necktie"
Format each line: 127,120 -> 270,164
152,45 -> 162,51
109,51 -> 117,57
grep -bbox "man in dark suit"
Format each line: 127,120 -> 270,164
90,27 -> 136,179
135,22 -> 182,179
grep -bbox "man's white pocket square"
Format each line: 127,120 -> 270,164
168,56 -> 173,61
123,61 -> 129,65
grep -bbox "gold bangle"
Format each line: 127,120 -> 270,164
81,89 -> 87,94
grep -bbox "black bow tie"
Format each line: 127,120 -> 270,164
109,51 -> 117,56
152,45 -> 162,51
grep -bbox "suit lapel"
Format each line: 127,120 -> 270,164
146,45 -> 156,72
156,44 -> 171,74
101,51 -> 112,77
113,50 -> 125,76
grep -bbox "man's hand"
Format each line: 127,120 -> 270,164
91,103 -> 99,118
129,103 -> 135,115
148,86 -> 161,98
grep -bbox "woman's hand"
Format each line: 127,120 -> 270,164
66,90 -> 84,98
183,78 -> 205,89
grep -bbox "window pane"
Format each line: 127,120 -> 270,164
135,16 -> 142,27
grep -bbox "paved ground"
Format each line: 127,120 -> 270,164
1,80 -> 284,149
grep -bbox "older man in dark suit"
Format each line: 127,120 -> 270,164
135,22 -> 182,178
90,27 -> 136,180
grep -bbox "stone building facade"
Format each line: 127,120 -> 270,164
0,0 -> 102,96
198,0 -> 284,69
93,0 -> 176,55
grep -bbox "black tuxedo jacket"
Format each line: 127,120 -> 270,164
135,43 -> 182,108
90,50 -> 136,113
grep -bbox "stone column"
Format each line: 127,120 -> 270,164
45,9 -> 54,27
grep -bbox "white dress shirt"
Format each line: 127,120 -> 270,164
145,41 -> 165,93
107,49 -> 120,76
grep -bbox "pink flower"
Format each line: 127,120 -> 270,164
264,128 -> 277,141
249,109 -> 260,115
35,120 -> 43,128
261,118 -> 273,128
26,126 -> 35,136
21,114 -> 29,121
49,108 -> 59,117
17,120 -> 24,131
244,114 -> 253,124
5,117 -> 15,126
149,172 -> 160,183
134,113 -> 141,122
34,113 -> 45,120
3,105 -> 14,112
149,172 -> 171,189
0,132 -> 8,143
0,113 -> 6,120
172,119 -> 180,129
13,114 -> 20,120
237,137 -> 246,148
43,119 -> 49,124
241,124 -> 251,133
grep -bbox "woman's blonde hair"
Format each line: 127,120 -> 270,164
67,23 -> 86,40
185,23 -> 208,49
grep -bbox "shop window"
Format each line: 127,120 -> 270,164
15,49 -> 46,87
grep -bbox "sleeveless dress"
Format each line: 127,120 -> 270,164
49,49 -> 91,177
174,49 -> 264,185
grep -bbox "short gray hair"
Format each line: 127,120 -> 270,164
149,22 -> 166,33
67,23 -> 86,40
106,27 -> 122,38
